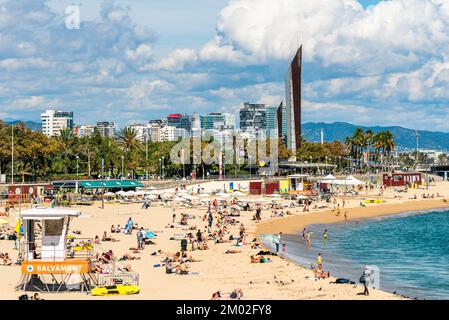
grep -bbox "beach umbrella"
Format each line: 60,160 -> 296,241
345,175 -> 364,185
115,190 -> 126,195
232,191 -> 246,196
146,186 -> 157,190
215,192 -> 228,196
267,194 -> 282,198
198,193 -> 211,198
104,192 -> 115,197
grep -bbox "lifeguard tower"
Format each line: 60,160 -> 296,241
16,207 -> 95,292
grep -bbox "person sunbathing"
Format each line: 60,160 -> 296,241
314,266 -> 330,279
120,253 -> 141,261
228,288 -> 244,299
2,253 -> 12,266
102,231 -> 119,242
251,255 -> 262,263
120,263 -> 132,272
225,249 -> 241,254
211,291 -> 222,300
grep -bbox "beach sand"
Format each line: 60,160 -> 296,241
1,181 -> 448,300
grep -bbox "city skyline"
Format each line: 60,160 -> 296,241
4,0 -> 449,132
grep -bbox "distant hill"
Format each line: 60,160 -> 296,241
5,120 -> 41,131
303,122 -> 449,151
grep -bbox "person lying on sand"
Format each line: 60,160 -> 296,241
314,266 -> 330,279
250,255 -> 271,263
119,253 -> 141,261
120,263 -> 132,272
1,252 -> 12,266
211,291 -> 222,300
225,249 -> 241,254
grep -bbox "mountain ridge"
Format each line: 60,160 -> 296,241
303,122 -> 449,151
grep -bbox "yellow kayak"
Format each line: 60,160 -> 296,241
91,284 -> 140,296
364,199 -> 385,204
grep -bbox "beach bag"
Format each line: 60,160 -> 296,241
335,278 -> 352,284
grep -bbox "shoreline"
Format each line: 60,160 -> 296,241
255,199 -> 449,236
254,198 -> 449,300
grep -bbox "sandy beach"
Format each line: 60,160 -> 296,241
1,181 -> 449,300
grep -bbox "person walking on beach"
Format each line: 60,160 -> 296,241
274,232 -> 282,254
137,227 -> 145,250
360,266 -> 370,296
344,211 -> 348,222
306,231 -> 312,248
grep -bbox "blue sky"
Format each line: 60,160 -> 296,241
2,0 -> 449,131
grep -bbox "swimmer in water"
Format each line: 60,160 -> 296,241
323,229 -> 328,244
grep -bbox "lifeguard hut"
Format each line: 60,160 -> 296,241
16,207 -> 95,292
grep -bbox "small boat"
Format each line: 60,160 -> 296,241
91,284 -> 140,296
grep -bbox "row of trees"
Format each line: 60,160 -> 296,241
0,120 -> 402,182
344,128 -> 395,170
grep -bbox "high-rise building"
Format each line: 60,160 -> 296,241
96,122 -> 116,138
239,103 -> 267,134
167,114 -> 192,133
285,45 -> 302,152
265,106 -> 278,137
200,112 -> 235,131
41,109 -> 74,137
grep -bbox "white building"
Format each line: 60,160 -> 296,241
148,123 -> 161,142
41,109 -> 74,137
127,124 -> 149,142
77,125 -> 95,138
160,125 -> 176,141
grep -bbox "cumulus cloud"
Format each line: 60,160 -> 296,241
207,0 -> 449,74
144,48 -> 197,72
3,0 -> 449,131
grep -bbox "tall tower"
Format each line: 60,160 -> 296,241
285,45 -> 302,154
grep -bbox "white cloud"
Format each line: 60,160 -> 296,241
142,48 -> 197,72
206,0 -> 449,74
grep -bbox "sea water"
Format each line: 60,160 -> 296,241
261,209 -> 449,300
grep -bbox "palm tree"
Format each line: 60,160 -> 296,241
117,127 -> 141,178
364,129 -> 374,171
117,127 -> 140,152
58,128 -> 74,174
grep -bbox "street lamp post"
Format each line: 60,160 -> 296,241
76,155 -> 79,178
249,155 -> 252,180
121,156 -> 124,179
101,157 -> 105,209
162,156 -> 165,180
145,132 -> 148,181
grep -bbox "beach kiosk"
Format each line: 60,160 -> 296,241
17,207 -> 94,292
287,174 -> 310,193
